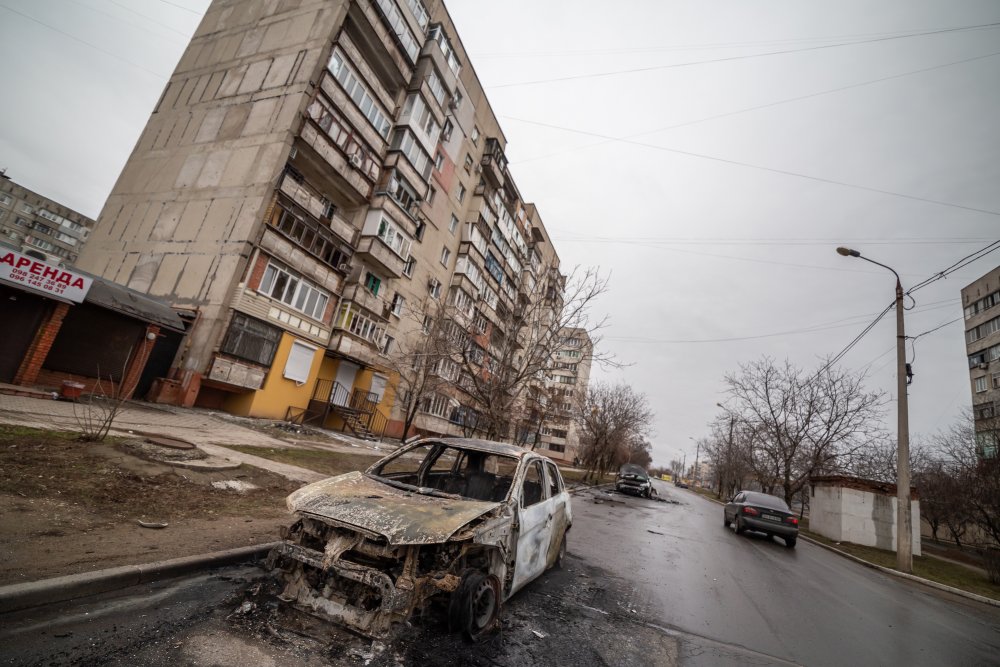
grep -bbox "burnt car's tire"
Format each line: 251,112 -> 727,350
784,536 -> 797,549
449,569 -> 501,642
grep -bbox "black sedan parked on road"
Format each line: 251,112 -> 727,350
615,463 -> 653,498
724,490 -> 799,548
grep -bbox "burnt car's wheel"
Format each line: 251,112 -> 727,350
449,569 -> 501,642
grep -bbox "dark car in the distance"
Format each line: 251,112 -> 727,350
724,490 -> 799,548
615,463 -> 653,498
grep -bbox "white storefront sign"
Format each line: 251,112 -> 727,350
0,250 -> 92,303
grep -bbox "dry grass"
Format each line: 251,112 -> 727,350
223,445 -> 383,478
802,529 -> 1000,601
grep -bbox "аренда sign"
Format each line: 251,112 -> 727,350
0,250 -> 93,303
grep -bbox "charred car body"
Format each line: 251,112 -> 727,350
268,438 -> 572,640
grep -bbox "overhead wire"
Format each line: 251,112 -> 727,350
505,116 -> 1000,217
490,21 -> 1000,88
512,50 -> 1000,165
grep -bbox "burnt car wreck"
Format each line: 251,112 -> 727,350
267,438 -> 572,641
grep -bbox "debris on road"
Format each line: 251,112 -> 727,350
646,530 -> 664,535
212,480 -> 259,492
532,629 -> 549,639
137,520 -> 169,529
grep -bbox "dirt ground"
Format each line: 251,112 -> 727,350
0,425 -> 302,585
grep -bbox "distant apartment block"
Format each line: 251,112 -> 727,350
962,264 -> 1000,458
75,0 -> 592,444
0,174 -> 94,265
535,328 -> 593,464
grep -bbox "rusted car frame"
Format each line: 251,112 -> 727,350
268,437 -> 572,640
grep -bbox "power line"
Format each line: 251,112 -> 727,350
491,21 -> 1000,88
506,116 -> 1000,217
152,0 -> 202,15
0,3 -> 169,78
512,50 -> 1000,165
475,23 -> 1000,58
816,239 -> 1000,376
551,233 -> 995,247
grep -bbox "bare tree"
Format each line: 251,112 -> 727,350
704,414 -> 753,500
723,357 -> 886,506
444,266 -> 612,442
382,299 -> 456,441
73,344 -> 150,442
577,381 -> 654,482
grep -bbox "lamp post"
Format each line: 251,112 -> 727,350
836,247 -> 912,573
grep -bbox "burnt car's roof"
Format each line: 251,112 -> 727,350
416,437 -> 532,458
619,463 -> 648,476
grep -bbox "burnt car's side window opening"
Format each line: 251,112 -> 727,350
544,462 -> 562,496
521,460 -> 547,507
371,443 -> 519,502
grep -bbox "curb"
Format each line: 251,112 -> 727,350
0,541 -> 280,615
686,490 -> 1000,609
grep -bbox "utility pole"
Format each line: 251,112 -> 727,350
837,247 -> 912,573
693,440 -> 700,488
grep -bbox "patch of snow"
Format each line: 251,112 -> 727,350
212,480 -> 259,492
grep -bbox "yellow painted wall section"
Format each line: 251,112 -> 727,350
223,333 -> 323,419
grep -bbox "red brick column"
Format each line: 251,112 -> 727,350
121,324 -> 160,400
13,302 -> 70,386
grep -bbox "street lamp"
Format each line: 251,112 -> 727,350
836,247 -> 912,573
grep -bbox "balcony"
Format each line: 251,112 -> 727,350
419,33 -> 459,97
277,174 -> 357,245
341,282 -> 389,319
481,138 -> 507,189
207,355 -> 266,391
347,0 -> 415,89
355,235 -> 405,277
328,332 -> 382,368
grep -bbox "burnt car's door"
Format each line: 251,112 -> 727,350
543,461 -> 570,566
511,459 -> 554,592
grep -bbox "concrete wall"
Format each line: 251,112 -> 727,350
811,485 -> 921,556
77,0 -> 350,376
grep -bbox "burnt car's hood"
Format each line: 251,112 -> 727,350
287,471 -> 501,545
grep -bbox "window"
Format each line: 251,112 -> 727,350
258,262 -> 331,321
336,304 -> 386,344
414,220 -> 426,242
975,376 -> 988,393
375,216 -> 413,259
434,152 -> 444,171
327,48 -> 392,138
471,126 -> 480,144
464,154 -> 474,172
428,25 -> 461,75
967,315 -> 1000,344
449,214 -> 459,235
993,372 -> 1000,389
283,340 -> 317,383
404,0 -> 429,31
373,0 -> 419,61
457,183 -> 466,202
270,205 -> 350,270
426,186 -> 436,205
390,292 -> 405,316
0,194 -> 11,206
391,129 -> 432,179
426,68 -> 446,106
420,393 -> 450,418
440,246 -> 452,267
442,119 -> 453,141
381,335 -> 394,355
20,203 -> 33,214
521,461 -> 546,507
221,313 -> 281,366
388,171 -> 419,214
429,278 -> 441,299
422,314 -> 433,333
403,257 -> 415,277
364,271 -> 381,295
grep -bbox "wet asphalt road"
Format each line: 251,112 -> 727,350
571,479 -> 1000,666
3,480 -> 1000,666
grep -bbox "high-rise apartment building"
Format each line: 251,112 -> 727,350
962,265 -> 1000,458
0,174 -> 94,265
76,0 -> 589,441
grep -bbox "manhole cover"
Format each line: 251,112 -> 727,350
145,435 -> 195,450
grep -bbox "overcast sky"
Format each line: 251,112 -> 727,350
1,0 -> 998,467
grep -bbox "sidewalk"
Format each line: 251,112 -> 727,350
0,394 -> 388,483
